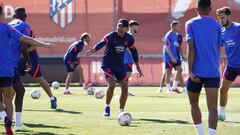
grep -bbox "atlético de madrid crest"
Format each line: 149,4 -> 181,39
49,0 -> 76,29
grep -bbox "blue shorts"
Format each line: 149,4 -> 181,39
124,63 -> 133,73
64,60 -> 79,73
0,77 -> 13,88
223,66 -> 240,81
186,76 -> 220,93
13,68 -> 21,84
18,58 -> 42,78
101,65 -> 128,81
165,61 -> 181,70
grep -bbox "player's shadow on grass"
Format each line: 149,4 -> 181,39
25,123 -> 68,129
222,121 -> 240,124
24,108 -> 82,114
139,118 -> 191,125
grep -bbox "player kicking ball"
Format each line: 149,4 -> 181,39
86,18 -> 143,117
162,21 -> 183,94
63,33 -> 91,94
216,7 -> 240,121
0,5 -> 54,135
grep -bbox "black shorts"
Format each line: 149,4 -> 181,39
18,58 -> 42,78
165,61 -> 181,70
0,77 -> 13,88
101,65 -> 128,81
186,76 -> 220,93
223,66 -> 240,82
64,61 -> 79,73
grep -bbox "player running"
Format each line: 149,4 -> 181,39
124,20 -> 139,96
161,21 -> 183,94
0,5 -> 54,135
216,7 -> 240,121
86,18 -> 143,117
185,0 -> 222,135
63,33 -> 91,94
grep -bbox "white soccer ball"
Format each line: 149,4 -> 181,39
118,112 -> 132,126
87,86 -> 96,95
94,89 -> 105,99
52,81 -> 60,89
30,89 -> 41,99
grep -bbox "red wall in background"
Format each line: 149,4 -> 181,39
3,0 -> 240,85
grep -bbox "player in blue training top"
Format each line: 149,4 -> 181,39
18,29 -> 57,110
185,0 -> 222,135
9,8 -> 57,132
124,20 -> 139,96
0,5 -> 54,135
86,18 -> 144,117
160,21 -> 184,94
157,32 -> 186,93
63,33 -> 91,94
216,7 -> 240,121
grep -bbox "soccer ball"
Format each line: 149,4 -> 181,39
94,89 -> 105,99
87,86 -> 96,95
52,81 -> 60,89
30,89 -> 41,99
117,112 -> 132,126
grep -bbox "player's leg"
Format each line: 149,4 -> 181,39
102,66 -> 115,117
35,76 -> 57,109
12,80 -> 32,131
218,67 -> 236,121
204,78 -> 220,135
1,86 -> 14,135
172,65 -> 182,93
29,62 -> 57,109
178,71 -> 187,92
64,62 -> 76,94
118,78 -> 128,113
165,62 -> 172,93
157,72 -> 165,93
76,65 -> 86,89
35,77 -> 52,97
124,63 -> 134,96
186,78 -> 204,135
64,72 -> 74,94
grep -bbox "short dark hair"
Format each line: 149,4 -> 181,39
198,0 -> 211,10
129,20 -> 139,26
216,7 -> 231,16
170,20 -> 180,27
14,7 -> 27,20
0,5 -> 2,16
81,32 -> 91,40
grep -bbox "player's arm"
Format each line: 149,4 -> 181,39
165,35 -> 177,63
165,45 -> 177,63
86,37 -> 108,54
27,30 -> 37,52
19,35 -> 54,49
128,43 -> 144,77
21,25 -> 32,71
185,22 -> 200,82
28,45 -> 37,52
187,40 -> 194,74
21,44 -> 32,71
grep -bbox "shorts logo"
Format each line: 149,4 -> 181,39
49,0 -> 76,29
